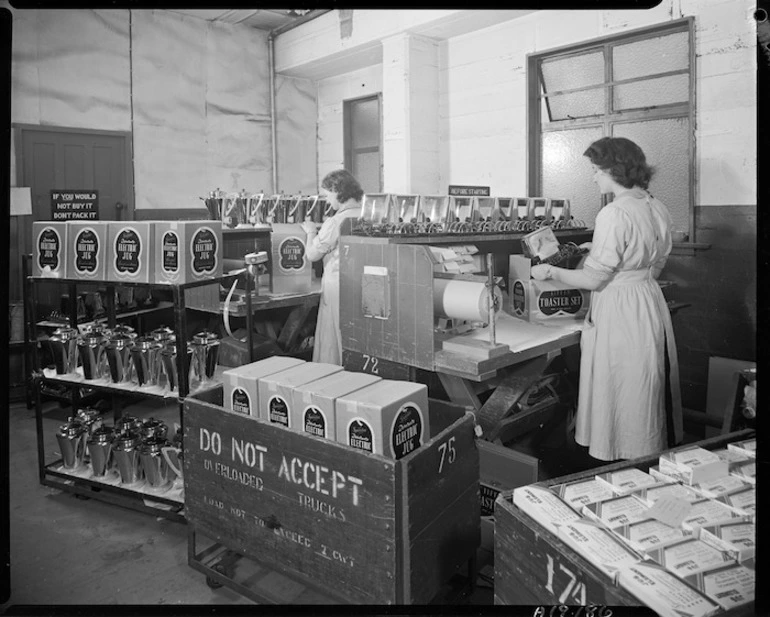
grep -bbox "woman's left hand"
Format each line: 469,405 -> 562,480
530,264 -> 552,281
301,220 -> 317,236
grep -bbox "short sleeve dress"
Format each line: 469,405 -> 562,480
575,188 -> 683,461
307,204 -> 360,365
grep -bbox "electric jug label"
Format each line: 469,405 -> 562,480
303,407 -> 326,438
163,231 -> 179,273
115,228 -> 141,275
191,228 -> 217,274
74,229 -> 99,274
348,419 -> 374,453
391,404 -> 423,459
269,396 -> 290,427
538,289 -> 583,316
38,228 -> 61,271
278,236 -> 306,272
232,388 -> 251,415
512,280 -> 526,316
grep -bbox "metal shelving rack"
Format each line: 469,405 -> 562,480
28,272 -> 250,522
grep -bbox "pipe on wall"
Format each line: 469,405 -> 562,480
268,32 -> 278,194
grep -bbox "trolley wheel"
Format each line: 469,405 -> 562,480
74,493 -> 91,501
206,563 -> 229,589
206,575 -> 223,589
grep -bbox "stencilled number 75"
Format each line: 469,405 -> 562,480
438,437 -> 457,473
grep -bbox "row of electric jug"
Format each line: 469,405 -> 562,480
55,410 -> 184,491
48,324 -> 220,392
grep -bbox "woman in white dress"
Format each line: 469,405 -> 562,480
531,137 -> 682,461
301,169 -> 363,365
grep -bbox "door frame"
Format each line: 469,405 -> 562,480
343,93 -> 383,192
13,123 -> 135,220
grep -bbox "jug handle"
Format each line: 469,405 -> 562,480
161,446 -> 182,478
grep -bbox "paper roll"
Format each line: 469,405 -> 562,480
433,279 -> 502,322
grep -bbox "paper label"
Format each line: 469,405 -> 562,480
162,231 -> 179,273
231,388 -> 251,415
513,486 -> 581,533
584,495 -> 649,527
558,521 -> 640,579
278,236 -> 306,272
512,280 -> 527,315
191,227 -> 218,275
390,403 -> 423,459
672,447 -> 721,468
348,419 -> 374,453
268,395 -> 289,427
555,479 -> 615,508
303,406 -> 326,438
656,540 -> 732,577
114,228 -> 141,275
647,495 -> 692,527
74,228 -> 99,274
38,227 -> 62,271
700,565 -> 755,609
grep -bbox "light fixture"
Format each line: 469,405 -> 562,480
287,9 -> 312,17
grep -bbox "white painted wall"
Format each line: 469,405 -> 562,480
302,2 -> 756,205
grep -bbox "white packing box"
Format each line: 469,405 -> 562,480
715,486 -> 755,520
683,563 -> 755,611
691,475 -> 748,499
550,477 -> 615,509
658,446 -> 728,485
107,222 -> 155,283
617,562 -> 720,617
726,438 -> 756,459
556,519 -> 642,583
681,499 -> 747,533
581,494 -> 650,529
646,538 -> 736,578
595,468 -> 658,495
711,447 -> 750,465
65,221 -> 109,280
698,521 -> 756,562
259,362 -> 344,430
729,460 -> 756,485
32,222 -> 68,278
649,464 -> 689,485
222,357 -> 305,417
512,485 -> 582,535
631,482 -> 702,507
291,371 -> 381,440
611,518 -> 693,554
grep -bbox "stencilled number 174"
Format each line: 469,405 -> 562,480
545,554 -> 587,605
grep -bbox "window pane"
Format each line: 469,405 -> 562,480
545,87 -> 605,121
613,73 -> 689,110
540,126 -> 604,225
350,98 -> 379,149
352,150 -> 380,193
612,118 -> 690,233
541,50 -> 604,93
613,31 -> 689,81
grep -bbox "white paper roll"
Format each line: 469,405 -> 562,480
433,279 -> 502,322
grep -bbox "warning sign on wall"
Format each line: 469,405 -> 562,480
51,190 -> 99,221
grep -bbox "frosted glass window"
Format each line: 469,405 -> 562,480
350,98 -> 380,148
613,32 -> 689,81
614,74 -> 689,110
352,151 -> 381,195
545,87 -> 604,121
541,126 -> 604,226
541,51 -> 604,92
613,118 -> 690,232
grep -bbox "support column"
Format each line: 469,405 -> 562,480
381,33 -> 440,194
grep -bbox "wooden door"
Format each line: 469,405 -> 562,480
11,125 -> 133,304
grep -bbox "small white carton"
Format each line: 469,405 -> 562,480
222,357 -> 305,417
649,464 -> 689,485
683,563 -> 755,611
691,475 -> 748,499
681,499 -> 747,533
582,494 -> 650,529
729,460 -> 756,485
658,446 -> 728,485
726,438 -> 756,459
617,562 -> 720,617
550,477 -> 615,509
715,486 -> 755,520
512,485 -> 582,535
611,518 -> 693,554
595,468 -> 657,495
646,538 -> 736,578
631,482 -> 702,507
698,521 -> 755,562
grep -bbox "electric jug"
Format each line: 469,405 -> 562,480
87,425 -> 115,477
112,431 -> 143,485
104,333 -> 133,383
189,330 -> 220,389
141,418 -> 168,441
139,437 -> 172,489
77,333 -> 105,380
55,420 -> 88,470
129,336 -> 163,387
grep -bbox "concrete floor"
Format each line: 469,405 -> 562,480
4,397 -> 494,607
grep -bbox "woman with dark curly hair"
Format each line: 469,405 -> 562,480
531,137 -> 682,461
302,169 -> 363,364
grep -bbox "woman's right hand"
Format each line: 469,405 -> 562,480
301,220 -> 317,236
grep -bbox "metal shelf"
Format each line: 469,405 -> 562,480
30,273 -> 239,290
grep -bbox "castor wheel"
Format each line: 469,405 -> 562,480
206,575 -> 223,589
206,563 -> 228,589
74,494 -> 91,501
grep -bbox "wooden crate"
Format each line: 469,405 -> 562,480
184,387 -> 480,604
494,429 -> 755,609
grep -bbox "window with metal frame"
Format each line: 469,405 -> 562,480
343,94 -> 383,193
528,18 -> 695,238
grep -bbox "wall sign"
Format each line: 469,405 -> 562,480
448,185 -> 490,197
51,190 -> 99,221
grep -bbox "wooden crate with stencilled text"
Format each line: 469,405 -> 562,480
183,386 -> 480,604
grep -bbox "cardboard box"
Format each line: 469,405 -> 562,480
711,447 -> 749,464
649,464 -> 689,485
259,362 -> 344,429
107,222 -> 155,283
335,380 -> 429,459
556,519 -> 642,583
691,475 -> 748,499
698,521 -> 755,562
595,468 -> 657,495
631,482 -> 702,507
684,563 -> 754,611
681,499 -> 747,533
32,222 -> 68,278
647,538 -> 736,578
617,562 -> 721,617
222,356 -> 305,417
270,223 -> 312,294
658,446 -> 728,485
726,438 -> 756,459
512,485 -> 582,535
508,254 -> 589,322
154,221 -> 223,284
715,486 -> 755,519
611,518 -> 693,554
65,221 -> 108,280
550,477 -> 615,509
582,494 -> 650,529
292,371 -> 381,440
729,460 -> 756,485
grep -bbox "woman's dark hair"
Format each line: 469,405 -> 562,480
321,169 -> 364,204
583,137 -> 654,190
